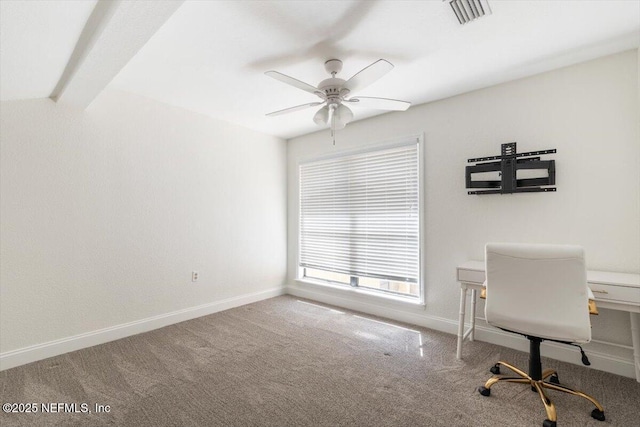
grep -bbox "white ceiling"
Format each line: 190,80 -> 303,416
2,1 -> 639,140
0,0 -> 98,100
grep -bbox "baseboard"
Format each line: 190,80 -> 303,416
0,286 -> 285,371
287,284 -> 460,334
4,284 -> 634,380
286,285 -> 637,380
471,324 -> 636,378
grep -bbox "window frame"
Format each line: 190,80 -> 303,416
296,134 -> 425,306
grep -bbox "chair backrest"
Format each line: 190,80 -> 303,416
484,243 -> 591,343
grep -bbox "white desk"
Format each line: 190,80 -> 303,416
456,260 -> 640,382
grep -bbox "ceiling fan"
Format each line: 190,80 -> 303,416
265,59 -> 411,133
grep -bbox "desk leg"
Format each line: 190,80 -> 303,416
630,312 -> 640,383
457,286 -> 467,360
469,289 -> 477,342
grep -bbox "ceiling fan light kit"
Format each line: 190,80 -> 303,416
265,58 -> 411,144
313,106 -> 329,126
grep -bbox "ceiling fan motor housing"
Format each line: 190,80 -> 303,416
318,77 -> 348,102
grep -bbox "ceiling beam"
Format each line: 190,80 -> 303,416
51,0 -> 184,109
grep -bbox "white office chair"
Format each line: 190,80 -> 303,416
477,243 -> 605,427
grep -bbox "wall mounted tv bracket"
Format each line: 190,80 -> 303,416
466,142 -> 556,195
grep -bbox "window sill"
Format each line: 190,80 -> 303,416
294,278 -> 425,307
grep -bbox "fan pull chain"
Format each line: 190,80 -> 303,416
330,108 -> 336,145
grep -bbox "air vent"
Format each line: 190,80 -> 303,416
447,0 -> 492,25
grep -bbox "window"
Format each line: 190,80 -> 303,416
299,138 -> 421,299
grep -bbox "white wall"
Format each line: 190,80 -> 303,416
0,89 -> 287,365
287,50 -> 639,375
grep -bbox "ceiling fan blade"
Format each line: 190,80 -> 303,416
266,102 -> 324,117
343,59 -> 394,94
346,96 -> 410,111
265,71 -> 320,95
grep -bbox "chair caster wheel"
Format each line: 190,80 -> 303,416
478,386 -> 491,396
490,364 -> 500,375
591,409 -> 605,421
542,419 -> 556,427
549,374 -> 560,384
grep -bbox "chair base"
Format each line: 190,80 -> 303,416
478,361 -> 605,426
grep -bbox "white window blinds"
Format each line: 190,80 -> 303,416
299,141 -> 419,283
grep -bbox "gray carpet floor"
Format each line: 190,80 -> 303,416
1,295 -> 639,427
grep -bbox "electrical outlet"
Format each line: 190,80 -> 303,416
192,271 -> 199,282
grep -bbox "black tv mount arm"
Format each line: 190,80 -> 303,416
466,142 -> 556,195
